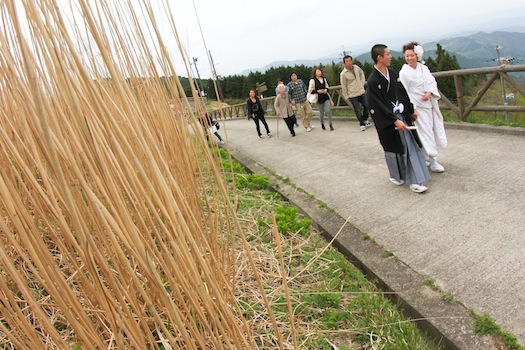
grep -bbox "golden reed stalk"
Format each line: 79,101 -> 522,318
0,0 -> 284,348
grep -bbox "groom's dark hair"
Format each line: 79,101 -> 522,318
371,44 -> 387,64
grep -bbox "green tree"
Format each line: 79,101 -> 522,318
424,43 -> 461,98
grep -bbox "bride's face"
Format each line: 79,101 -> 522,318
404,49 -> 418,67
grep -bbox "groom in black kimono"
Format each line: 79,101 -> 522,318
366,44 -> 430,193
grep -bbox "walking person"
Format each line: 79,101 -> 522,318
275,78 -> 289,95
274,84 -> 296,136
247,89 -> 272,139
277,78 -> 297,126
366,44 -> 430,193
308,67 -> 334,131
198,113 -> 224,144
399,42 -> 447,172
287,72 -> 314,132
340,55 -> 371,132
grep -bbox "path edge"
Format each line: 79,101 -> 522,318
224,117 -> 525,137
228,147 -> 496,350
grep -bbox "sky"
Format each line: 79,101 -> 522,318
171,0 -> 525,78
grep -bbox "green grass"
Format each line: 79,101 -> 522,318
422,278 -> 456,305
441,81 -> 525,127
443,110 -> 525,128
472,312 -> 524,350
218,149 -> 441,349
442,291 -> 454,304
236,173 -> 271,190
380,250 -> 394,258
423,277 -> 438,290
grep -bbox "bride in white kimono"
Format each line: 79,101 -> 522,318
399,42 -> 447,172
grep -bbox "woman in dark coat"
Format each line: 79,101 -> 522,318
246,89 -> 272,138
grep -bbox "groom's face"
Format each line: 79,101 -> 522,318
379,48 -> 392,67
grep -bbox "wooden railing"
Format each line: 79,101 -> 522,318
431,64 -> 525,120
209,64 -> 525,121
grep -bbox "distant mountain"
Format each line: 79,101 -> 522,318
423,31 -> 525,68
354,50 -> 403,64
240,31 -> 525,74
239,58 -> 340,75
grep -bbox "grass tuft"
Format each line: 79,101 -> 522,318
472,311 -> 523,349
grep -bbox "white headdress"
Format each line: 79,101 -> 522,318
413,45 -> 425,64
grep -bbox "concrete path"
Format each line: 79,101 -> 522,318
220,117 -> 525,343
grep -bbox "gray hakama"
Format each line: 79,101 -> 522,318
384,114 -> 430,185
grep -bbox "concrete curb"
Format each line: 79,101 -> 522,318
228,148 -> 497,350
223,116 -> 525,137
444,122 -> 525,136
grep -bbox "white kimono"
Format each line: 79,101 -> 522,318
399,63 -> 447,159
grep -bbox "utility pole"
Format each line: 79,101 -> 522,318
340,46 -> 351,60
496,45 -> 509,121
191,57 -> 205,97
209,50 -> 224,102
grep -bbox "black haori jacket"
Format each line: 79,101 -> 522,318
366,67 -> 422,154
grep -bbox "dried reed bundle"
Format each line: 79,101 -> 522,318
0,0 -> 276,348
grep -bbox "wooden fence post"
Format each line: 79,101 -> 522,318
454,75 -> 465,120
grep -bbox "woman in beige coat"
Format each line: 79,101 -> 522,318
274,84 -> 296,136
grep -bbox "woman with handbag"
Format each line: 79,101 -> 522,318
308,67 -> 334,131
246,89 -> 272,139
274,84 -> 296,137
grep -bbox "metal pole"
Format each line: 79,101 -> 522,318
496,45 -> 509,121
209,50 -> 224,102
191,57 -> 205,97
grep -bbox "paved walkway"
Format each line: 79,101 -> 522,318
220,117 -> 525,343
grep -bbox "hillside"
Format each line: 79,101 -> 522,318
241,31 -> 524,73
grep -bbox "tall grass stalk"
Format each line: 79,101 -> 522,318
0,0 -> 269,348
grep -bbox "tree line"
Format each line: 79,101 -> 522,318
166,44 -> 480,103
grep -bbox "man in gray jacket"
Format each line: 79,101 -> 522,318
340,55 -> 371,131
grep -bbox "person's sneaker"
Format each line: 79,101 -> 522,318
365,120 -> 371,127
389,178 -> 405,186
310,124 -> 315,129
425,160 -> 431,167
306,126 -> 312,132
259,135 -> 264,139
430,160 -> 445,172
360,125 -> 366,132
330,124 -> 334,131
291,131 -> 296,137
410,184 -> 428,193
267,133 -> 273,138
220,140 -> 225,145
321,124 -> 326,130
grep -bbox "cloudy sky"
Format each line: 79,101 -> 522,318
168,0 -> 524,78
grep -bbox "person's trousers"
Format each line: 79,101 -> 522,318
296,101 -> 313,128
253,115 -> 270,136
283,115 -> 296,135
348,94 -> 369,126
206,132 -> 222,142
318,100 -> 333,126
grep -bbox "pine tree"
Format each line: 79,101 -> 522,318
425,43 -> 461,99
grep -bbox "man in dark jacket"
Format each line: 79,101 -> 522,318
366,44 -> 430,193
